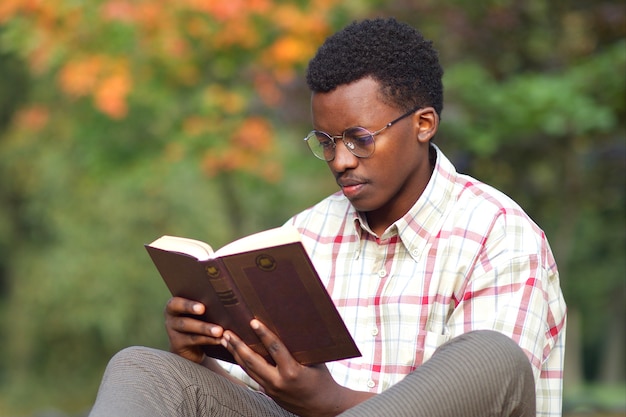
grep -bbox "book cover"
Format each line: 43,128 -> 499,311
145,227 -> 361,365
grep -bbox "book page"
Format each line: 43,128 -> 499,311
213,225 -> 301,257
148,236 -> 215,261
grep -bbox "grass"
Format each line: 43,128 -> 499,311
564,383 -> 626,416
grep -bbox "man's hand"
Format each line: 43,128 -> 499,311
222,319 -> 374,417
164,297 -> 225,364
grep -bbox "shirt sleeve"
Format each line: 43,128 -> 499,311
446,209 -> 567,415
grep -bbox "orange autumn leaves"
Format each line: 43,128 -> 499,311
59,56 -> 131,119
51,0 -> 332,118
201,117 -> 280,182
3,0 -> 340,181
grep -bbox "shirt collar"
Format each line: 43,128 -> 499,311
350,144 -> 458,262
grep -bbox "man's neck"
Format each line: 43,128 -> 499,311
365,145 -> 437,237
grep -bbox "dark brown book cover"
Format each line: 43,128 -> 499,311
145,229 -> 361,366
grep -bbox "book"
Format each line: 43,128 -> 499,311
145,225 -> 361,366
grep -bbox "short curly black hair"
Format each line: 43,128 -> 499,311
306,17 -> 444,117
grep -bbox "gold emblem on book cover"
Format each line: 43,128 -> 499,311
256,254 -> 277,272
205,264 -> 221,278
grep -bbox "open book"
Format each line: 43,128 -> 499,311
145,226 -> 361,366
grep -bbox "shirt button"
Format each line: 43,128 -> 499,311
377,269 -> 386,277
367,379 -> 376,388
411,249 -> 419,257
371,327 -> 379,336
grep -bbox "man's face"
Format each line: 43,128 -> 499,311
311,77 -> 437,234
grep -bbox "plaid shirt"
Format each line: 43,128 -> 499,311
225,144 -> 567,416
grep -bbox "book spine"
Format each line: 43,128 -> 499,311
203,259 -> 262,350
204,260 -> 241,306
204,259 -> 251,309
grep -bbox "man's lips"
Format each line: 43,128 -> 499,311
337,177 -> 367,198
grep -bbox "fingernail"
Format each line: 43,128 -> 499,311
192,303 -> 203,313
250,319 -> 260,330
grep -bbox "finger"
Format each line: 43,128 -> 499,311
223,331 -> 276,383
171,332 -> 219,349
166,314 -> 222,337
250,319 -> 295,366
165,297 -> 205,316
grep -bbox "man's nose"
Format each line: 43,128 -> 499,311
329,139 -> 359,171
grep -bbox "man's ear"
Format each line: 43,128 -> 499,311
415,107 -> 439,143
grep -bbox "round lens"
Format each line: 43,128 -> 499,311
305,131 -> 335,161
343,127 -> 375,158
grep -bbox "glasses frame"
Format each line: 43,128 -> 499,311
304,106 -> 421,161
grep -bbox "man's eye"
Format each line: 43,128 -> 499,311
348,134 -> 373,146
318,139 -> 334,148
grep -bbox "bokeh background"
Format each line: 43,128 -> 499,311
0,0 -> 624,416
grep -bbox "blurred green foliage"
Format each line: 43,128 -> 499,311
0,0 -> 624,414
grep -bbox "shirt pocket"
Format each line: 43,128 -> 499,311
396,326 -> 451,368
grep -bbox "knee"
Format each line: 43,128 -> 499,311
456,331 -> 529,361
437,331 -> 536,415
439,330 -> 535,380
109,345 -> 154,361
454,330 -> 535,390
481,331 -> 530,367
464,331 -> 536,415
106,346 -> 166,373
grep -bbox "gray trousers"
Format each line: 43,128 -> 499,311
88,330 -> 535,417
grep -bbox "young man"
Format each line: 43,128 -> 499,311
89,18 -> 566,417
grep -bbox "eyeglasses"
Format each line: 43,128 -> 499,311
304,106 -> 420,161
